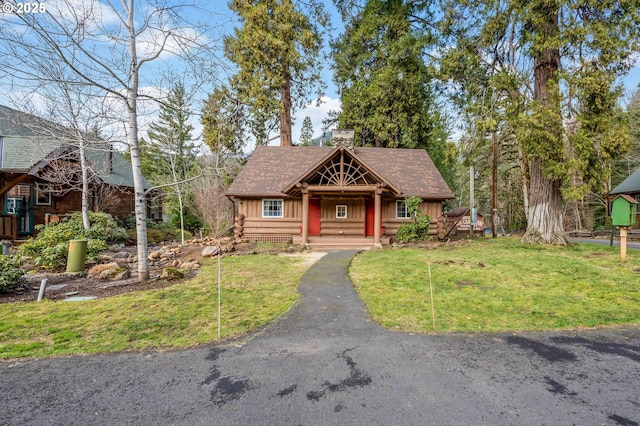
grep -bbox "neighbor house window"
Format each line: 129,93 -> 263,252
396,200 -> 411,219
35,184 -> 52,206
336,204 -> 347,219
262,199 -> 284,218
6,198 -> 18,214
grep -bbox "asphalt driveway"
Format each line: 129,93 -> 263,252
1,250 -> 639,425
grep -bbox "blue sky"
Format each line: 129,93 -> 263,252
1,1 -> 638,151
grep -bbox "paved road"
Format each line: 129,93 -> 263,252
1,250 -> 640,425
571,238 -> 640,250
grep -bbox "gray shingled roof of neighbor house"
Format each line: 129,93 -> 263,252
610,168 -> 640,195
0,105 -> 151,189
226,145 -> 455,199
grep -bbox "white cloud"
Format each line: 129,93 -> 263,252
46,0 -> 122,28
292,96 -> 342,143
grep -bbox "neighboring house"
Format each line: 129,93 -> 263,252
0,105 -> 158,240
225,134 -> 454,247
611,169 -> 640,200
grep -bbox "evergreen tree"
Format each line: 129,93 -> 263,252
441,0 -> 640,244
299,116 -> 314,145
201,86 -> 246,155
332,0 -> 441,150
145,83 -> 200,242
612,88 -> 640,187
224,0 -> 329,146
146,83 -> 197,183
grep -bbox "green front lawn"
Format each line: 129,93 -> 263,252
3,237 -> 640,360
350,237 -> 640,332
0,253 -> 307,359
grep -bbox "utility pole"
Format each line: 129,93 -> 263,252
492,130 -> 498,238
470,165 -> 474,238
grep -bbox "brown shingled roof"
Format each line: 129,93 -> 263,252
225,145 -> 454,199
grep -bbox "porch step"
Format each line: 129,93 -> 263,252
305,236 -> 389,250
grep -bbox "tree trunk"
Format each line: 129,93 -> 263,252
521,0 -> 568,245
127,0 -> 150,281
280,75 -> 292,146
79,142 -> 90,232
523,158 -> 567,243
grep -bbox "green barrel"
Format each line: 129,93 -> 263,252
66,239 -> 88,273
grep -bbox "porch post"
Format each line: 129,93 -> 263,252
374,188 -> 382,245
301,188 -> 309,245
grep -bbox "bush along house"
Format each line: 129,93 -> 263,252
0,105 -> 160,241
225,131 -> 454,248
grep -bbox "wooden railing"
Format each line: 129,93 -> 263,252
0,214 -> 17,241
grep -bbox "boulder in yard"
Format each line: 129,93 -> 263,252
88,262 -> 131,281
148,250 -> 162,260
99,268 -> 130,281
201,245 -> 219,257
161,268 -> 184,280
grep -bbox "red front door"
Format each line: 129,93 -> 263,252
365,197 -> 375,237
309,197 -> 321,236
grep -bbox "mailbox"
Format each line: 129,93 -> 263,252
611,194 -> 638,226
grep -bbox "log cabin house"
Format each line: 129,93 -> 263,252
0,105 -> 159,241
226,134 -> 454,248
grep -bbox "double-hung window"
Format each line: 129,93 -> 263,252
35,184 -> 52,206
336,204 -> 347,219
262,199 -> 284,218
396,200 -> 411,219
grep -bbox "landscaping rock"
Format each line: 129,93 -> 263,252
201,246 -> 219,257
99,268 -> 130,281
160,268 -> 184,280
111,251 -> 130,260
148,250 -> 164,260
88,262 -> 131,281
180,261 -> 200,270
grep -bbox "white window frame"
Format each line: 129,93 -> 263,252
336,204 -> 347,219
396,200 -> 411,219
262,199 -> 284,218
35,184 -> 53,206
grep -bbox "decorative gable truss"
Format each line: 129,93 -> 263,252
283,146 -> 400,197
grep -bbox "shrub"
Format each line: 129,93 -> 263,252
396,196 -> 432,243
0,255 -> 26,294
82,212 -> 128,242
18,212 -> 124,269
117,215 -> 137,230
126,221 -> 193,244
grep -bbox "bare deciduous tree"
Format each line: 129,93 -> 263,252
0,1 -> 221,281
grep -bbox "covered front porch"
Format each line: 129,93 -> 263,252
283,145 -> 400,248
296,186 -> 391,247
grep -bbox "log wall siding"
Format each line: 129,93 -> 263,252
238,198 -> 303,236
321,198 -> 366,219
237,197 -> 443,238
381,200 -> 442,236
